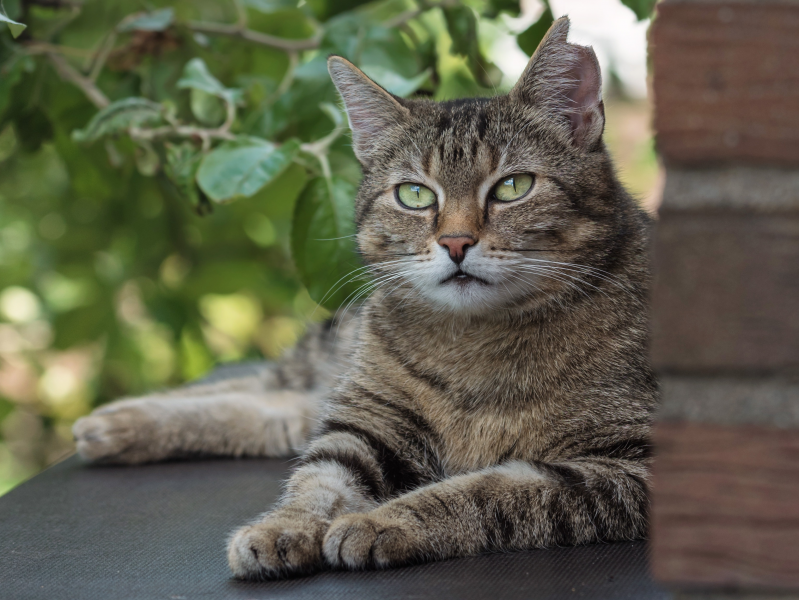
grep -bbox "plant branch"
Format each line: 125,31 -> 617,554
47,52 -> 109,108
186,21 -> 321,51
23,42 -> 93,58
300,122 -> 346,158
88,31 -> 116,82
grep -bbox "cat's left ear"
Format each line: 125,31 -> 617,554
510,17 -> 604,151
328,56 -> 411,166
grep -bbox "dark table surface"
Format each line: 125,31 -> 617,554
0,455 -> 671,600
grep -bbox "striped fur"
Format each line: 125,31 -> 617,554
76,18 -> 658,580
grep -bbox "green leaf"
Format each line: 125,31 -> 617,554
197,136 -> 301,203
134,141 -> 160,176
620,0 -> 656,21
0,56 -> 31,122
291,176 -> 363,309
118,8 -> 174,33
443,6 -> 502,88
242,0 -> 300,13
177,58 -> 243,106
190,89 -> 226,126
72,98 -> 163,143
484,0 -> 521,18
165,142 -> 203,208
0,9 -> 26,38
517,2 -> 555,56
361,66 -> 430,98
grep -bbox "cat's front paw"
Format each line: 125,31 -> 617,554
227,514 -> 330,579
322,512 -> 421,570
73,401 -> 162,464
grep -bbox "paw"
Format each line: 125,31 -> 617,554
73,401 -> 161,464
227,514 -> 330,579
322,512 -> 420,570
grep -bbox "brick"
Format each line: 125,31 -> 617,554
651,422 -> 799,589
662,167 -> 799,211
659,375 -> 799,428
651,1 -> 799,166
651,211 -> 799,372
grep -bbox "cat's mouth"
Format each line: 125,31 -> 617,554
440,270 -> 489,286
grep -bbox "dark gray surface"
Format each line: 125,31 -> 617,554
0,456 -> 670,600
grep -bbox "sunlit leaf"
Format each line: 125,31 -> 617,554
242,0 -> 300,12
196,137 -> 301,202
72,98 -> 163,143
117,8 -> 175,32
291,176 -> 364,309
0,10 -> 26,38
361,66 -> 430,97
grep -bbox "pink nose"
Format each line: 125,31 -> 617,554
438,236 -> 475,264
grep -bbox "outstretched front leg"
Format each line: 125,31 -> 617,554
323,457 -> 649,570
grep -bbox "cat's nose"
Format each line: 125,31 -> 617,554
438,236 -> 476,264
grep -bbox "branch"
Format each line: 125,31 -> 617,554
383,8 -> 423,29
186,21 -> 321,51
47,52 -> 109,108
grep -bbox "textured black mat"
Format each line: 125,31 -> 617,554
0,456 -> 670,600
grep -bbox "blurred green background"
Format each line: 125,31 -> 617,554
0,0 -> 658,495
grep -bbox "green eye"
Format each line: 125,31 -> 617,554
397,183 -> 436,209
493,174 -> 534,202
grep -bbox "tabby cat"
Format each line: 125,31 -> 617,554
73,17 -> 657,579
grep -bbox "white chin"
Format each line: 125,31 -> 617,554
421,278 -> 509,314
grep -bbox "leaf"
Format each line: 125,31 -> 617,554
242,0 -> 300,12
177,58 -> 243,106
134,141 -> 160,176
0,56 -> 32,121
517,2 -> 555,56
190,89 -> 226,126
196,136 -> 301,203
291,176 -> 364,309
620,0 -> 656,21
484,0 -> 521,18
0,9 -> 26,38
72,98 -> 163,143
117,8 -> 174,33
443,6 -> 502,88
165,142 -> 203,209
360,66 -> 430,98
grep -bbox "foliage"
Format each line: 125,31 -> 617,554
0,0 -> 541,493
0,0 -> 658,494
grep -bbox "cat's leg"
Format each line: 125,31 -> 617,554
73,313 -> 360,464
322,457 -> 649,570
227,426 -> 428,578
73,381 -> 321,464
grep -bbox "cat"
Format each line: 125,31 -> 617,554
73,17 -> 657,579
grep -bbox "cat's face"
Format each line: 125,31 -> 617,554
331,18 -> 617,316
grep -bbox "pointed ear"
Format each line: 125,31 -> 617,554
510,17 -> 605,150
327,56 -> 411,165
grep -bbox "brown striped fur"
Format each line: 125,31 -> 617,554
74,18 -> 657,579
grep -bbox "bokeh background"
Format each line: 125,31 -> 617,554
0,0 -> 659,495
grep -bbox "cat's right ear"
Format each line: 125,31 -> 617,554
328,56 -> 410,166
510,17 -> 605,151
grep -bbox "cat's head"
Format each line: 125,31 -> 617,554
329,17 -> 627,316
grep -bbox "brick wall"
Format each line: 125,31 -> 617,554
648,0 -> 799,595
